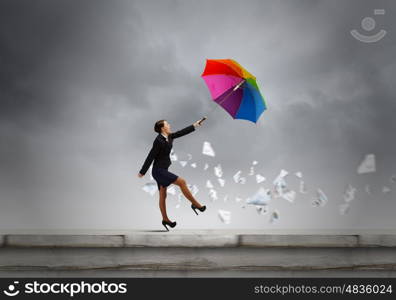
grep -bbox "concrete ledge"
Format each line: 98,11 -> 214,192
124,234 -> 238,247
358,235 -> 396,247
2,232 -> 396,248
1,231 -> 396,276
240,235 -> 358,247
5,235 -> 124,248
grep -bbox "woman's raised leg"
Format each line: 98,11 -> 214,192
172,177 -> 203,208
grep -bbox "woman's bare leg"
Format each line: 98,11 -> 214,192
173,177 -> 203,208
159,185 -> 171,222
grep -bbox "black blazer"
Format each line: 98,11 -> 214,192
139,124 -> 195,175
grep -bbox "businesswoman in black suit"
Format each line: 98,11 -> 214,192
138,119 -> 207,231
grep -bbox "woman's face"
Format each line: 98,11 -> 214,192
162,120 -> 171,134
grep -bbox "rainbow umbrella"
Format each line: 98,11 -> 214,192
201,59 -> 267,124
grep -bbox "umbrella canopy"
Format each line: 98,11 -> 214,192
201,59 -> 267,123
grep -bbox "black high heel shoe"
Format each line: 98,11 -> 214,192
162,220 -> 177,231
191,204 -> 206,215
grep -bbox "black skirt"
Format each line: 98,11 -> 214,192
152,166 -> 179,190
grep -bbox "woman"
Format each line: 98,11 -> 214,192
138,119 -> 207,231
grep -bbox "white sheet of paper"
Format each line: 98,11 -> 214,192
246,187 -> 272,206
256,174 -> 266,183
270,210 -> 280,224
299,180 -> 307,193
343,184 -> 356,202
382,186 -> 391,193
170,151 -> 178,161
357,153 -> 376,174
206,180 -> 214,189
256,205 -> 268,215
202,141 -> 216,157
282,189 -> 296,203
214,164 -> 223,177
218,209 -> 231,224
167,185 -> 176,195
233,170 -> 241,183
218,178 -> 225,187
209,189 -> 218,201
249,166 -> 255,176
142,183 -> 157,196
311,188 -> 328,207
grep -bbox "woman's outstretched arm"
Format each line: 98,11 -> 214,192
169,124 -> 195,139
139,139 -> 161,175
169,119 -> 204,139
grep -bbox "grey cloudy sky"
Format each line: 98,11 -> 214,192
0,0 -> 395,231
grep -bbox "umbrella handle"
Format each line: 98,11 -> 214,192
198,116 -> 207,125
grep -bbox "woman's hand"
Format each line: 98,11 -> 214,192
193,117 -> 206,128
138,173 -> 144,178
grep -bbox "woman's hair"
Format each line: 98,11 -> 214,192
154,120 -> 166,133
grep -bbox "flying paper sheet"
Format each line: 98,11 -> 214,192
273,169 -> 289,197
188,184 -> 199,196
170,151 -> 178,161
206,180 -> 214,189
343,184 -> 356,202
295,171 -> 303,178
233,170 -> 242,183
202,141 -> 215,157
249,166 -> 255,176
190,162 -> 197,168
233,170 -> 246,184
311,188 -> 328,207
269,210 -> 280,224
246,187 -> 272,206
357,154 -> 376,174
218,178 -> 225,187
179,161 -> 187,167
256,174 -> 266,183
167,185 -> 176,195
252,160 -> 258,165
214,164 -> 223,177
142,183 -> 157,196
256,205 -> 268,215
218,209 -> 231,224
382,186 -> 391,193
282,190 -> 296,203
209,189 -> 218,201
178,193 -> 183,201
204,163 -> 209,170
